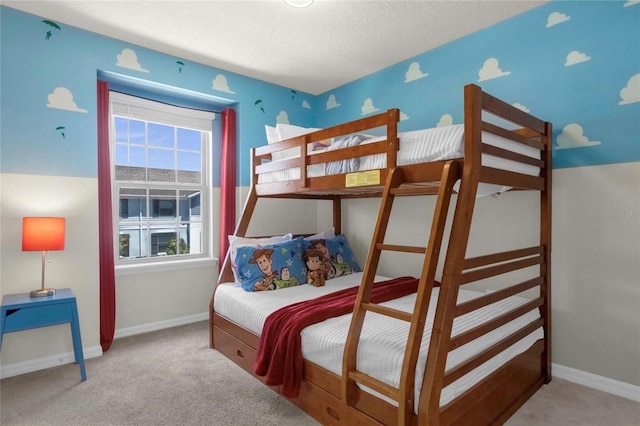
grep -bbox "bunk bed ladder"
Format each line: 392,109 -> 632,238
341,160 -> 461,425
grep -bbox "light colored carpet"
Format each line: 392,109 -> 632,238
1,321 -> 638,425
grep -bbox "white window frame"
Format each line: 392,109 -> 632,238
109,91 -> 215,271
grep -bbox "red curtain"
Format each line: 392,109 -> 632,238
219,108 -> 237,270
97,80 -> 116,352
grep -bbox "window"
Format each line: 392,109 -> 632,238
110,92 -> 215,264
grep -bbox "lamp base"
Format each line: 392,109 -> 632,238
30,288 -> 56,297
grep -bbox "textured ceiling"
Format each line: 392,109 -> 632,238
2,0 -> 546,95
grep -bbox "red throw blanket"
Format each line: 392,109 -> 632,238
254,276 -> 419,398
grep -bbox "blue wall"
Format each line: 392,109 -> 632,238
317,1 -> 640,169
2,2 -> 639,187
0,6 -> 317,187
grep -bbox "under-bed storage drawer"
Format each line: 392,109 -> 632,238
213,326 -> 258,374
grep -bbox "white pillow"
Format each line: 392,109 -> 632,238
265,125 -> 279,145
265,123 -> 332,161
276,123 -> 320,141
275,123 -> 325,161
263,124 -> 303,161
228,233 -> 293,283
304,228 -> 336,241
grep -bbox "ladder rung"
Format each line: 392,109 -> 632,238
362,303 -> 412,322
376,243 -> 426,254
348,371 -> 400,401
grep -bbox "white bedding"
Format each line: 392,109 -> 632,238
213,272 -> 543,408
257,125 -> 540,196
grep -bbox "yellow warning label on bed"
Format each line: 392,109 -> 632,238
346,170 -> 380,187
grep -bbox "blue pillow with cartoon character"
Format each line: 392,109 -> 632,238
235,237 -> 307,292
305,234 -> 361,281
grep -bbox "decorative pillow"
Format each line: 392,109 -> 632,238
311,138 -> 332,151
305,234 -> 361,280
278,123 -> 331,160
304,227 -> 336,241
265,125 -> 279,144
266,123 -> 333,161
235,237 -> 307,292
276,123 -> 320,142
229,233 -> 292,284
265,124 -> 299,161
278,123 -> 334,152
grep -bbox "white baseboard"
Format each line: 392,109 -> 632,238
552,363 -> 640,402
0,345 -> 103,379
0,312 -> 207,379
113,312 -> 208,339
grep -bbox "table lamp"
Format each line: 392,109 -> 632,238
22,217 -> 65,297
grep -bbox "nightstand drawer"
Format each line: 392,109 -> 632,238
3,303 -> 73,333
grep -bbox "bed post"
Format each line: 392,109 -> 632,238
210,149 -> 260,348
541,121 -> 553,383
333,196 -> 342,235
419,84 -> 483,424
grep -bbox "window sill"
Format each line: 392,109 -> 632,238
116,257 -> 218,277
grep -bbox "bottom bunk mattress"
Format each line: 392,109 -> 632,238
213,272 -> 543,408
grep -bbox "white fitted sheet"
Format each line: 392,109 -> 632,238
213,272 -> 543,408
257,125 -> 540,196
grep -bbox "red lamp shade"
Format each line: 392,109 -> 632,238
22,217 -> 66,251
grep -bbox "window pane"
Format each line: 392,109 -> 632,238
129,120 -> 146,145
178,151 -> 201,176
119,225 -> 144,259
130,146 -> 146,167
177,170 -> 201,184
148,147 -> 174,169
116,166 -> 146,182
115,144 -> 129,166
181,222 -> 202,255
150,189 -> 176,219
115,145 -> 145,169
148,122 -> 174,148
177,128 -> 201,151
179,190 -> 200,220
114,117 -> 129,143
151,231 -> 177,256
119,234 -> 130,258
119,188 -> 147,219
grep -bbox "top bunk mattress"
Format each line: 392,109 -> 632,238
257,124 -> 540,194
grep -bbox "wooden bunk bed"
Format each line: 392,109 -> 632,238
209,84 -> 552,425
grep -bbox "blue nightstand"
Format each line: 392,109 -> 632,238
0,288 -> 86,381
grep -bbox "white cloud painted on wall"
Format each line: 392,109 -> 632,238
512,103 -> 530,113
116,48 -> 149,73
326,94 -> 340,110
404,62 -> 429,82
623,1 -> 639,7
211,74 -> 235,94
619,74 -> 640,105
47,87 -> 87,113
555,123 -> 601,149
437,114 -> 453,127
478,58 -> 511,82
546,12 -> 570,27
400,112 -> 409,121
565,51 -> 591,66
302,100 -> 311,109
276,111 -> 290,124
361,98 -> 379,116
